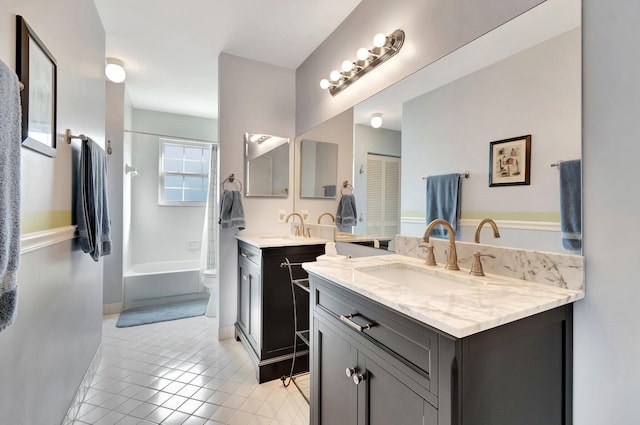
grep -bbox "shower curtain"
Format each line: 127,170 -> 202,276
200,145 -> 219,277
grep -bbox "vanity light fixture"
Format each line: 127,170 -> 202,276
105,58 -> 126,83
370,113 -> 383,129
319,29 -> 405,96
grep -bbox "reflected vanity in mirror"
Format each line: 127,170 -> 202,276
300,139 -> 338,198
244,132 -> 289,197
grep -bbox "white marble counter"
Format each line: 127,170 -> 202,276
236,233 -> 330,248
303,253 -> 584,339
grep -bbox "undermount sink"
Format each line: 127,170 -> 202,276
356,263 -> 482,295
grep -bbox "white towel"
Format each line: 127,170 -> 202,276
0,59 -> 22,332
77,138 -> 112,261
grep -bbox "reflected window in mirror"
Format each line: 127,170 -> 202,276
300,139 -> 338,198
244,133 -> 289,197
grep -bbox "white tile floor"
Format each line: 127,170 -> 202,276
74,314 -> 309,425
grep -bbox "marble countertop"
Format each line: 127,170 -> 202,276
303,253 -> 584,338
236,233 -> 330,248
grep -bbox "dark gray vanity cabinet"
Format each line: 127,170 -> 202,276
310,275 -> 573,425
236,241 -> 325,383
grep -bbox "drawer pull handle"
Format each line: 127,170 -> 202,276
340,314 -> 373,332
240,252 -> 250,258
345,367 -> 356,377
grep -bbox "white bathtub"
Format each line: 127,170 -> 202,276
124,260 -> 203,308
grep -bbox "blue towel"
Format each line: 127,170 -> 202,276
219,190 -> 245,230
559,159 -> 581,251
426,173 -> 462,238
0,59 -> 22,332
336,194 -> 357,232
77,138 -> 112,261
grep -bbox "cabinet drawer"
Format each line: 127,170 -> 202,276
313,276 -> 437,389
238,243 -> 261,267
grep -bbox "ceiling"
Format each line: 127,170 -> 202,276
93,0 -> 361,120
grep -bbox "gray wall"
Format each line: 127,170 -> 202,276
578,0 -> 640,422
0,0 -> 105,423
296,0 -> 546,135
218,53 -> 296,337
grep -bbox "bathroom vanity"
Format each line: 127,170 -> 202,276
304,254 -> 583,425
235,235 -> 328,383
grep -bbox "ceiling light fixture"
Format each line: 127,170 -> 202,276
319,29 -> 405,96
105,58 -> 126,83
370,113 -> 383,129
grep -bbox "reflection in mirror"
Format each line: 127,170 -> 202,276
300,140 -> 338,198
296,0 -> 581,254
244,133 -> 289,197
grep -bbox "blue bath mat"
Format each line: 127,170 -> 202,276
116,297 -> 208,328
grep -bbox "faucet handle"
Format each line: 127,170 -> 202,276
470,251 -> 496,276
423,244 -> 437,266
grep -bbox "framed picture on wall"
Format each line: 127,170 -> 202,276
489,135 -> 531,187
16,15 -> 58,157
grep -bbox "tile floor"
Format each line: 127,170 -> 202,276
74,314 -> 309,425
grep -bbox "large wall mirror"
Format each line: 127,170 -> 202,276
244,132 -> 290,197
294,0 -> 581,255
300,139 -> 338,198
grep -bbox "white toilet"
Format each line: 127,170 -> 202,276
201,269 -> 218,317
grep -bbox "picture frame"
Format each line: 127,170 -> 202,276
488,135 -> 531,187
16,15 -> 58,157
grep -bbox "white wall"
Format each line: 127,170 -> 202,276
131,108 -> 218,141
0,0 -> 105,423
353,124 -> 402,234
400,28 -> 580,252
218,53 -> 296,337
296,0 -> 546,135
577,1 -> 640,422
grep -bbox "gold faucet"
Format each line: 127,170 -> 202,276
422,219 -> 459,270
286,212 -> 309,237
474,218 -> 501,243
317,212 -> 336,224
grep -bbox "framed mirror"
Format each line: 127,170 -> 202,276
244,132 -> 289,197
300,139 -> 338,198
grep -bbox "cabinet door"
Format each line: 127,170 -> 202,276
358,355 -> 429,425
238,258 -> 261,351
313,319 -> 358,425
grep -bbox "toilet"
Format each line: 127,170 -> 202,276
201,269 -> 218,317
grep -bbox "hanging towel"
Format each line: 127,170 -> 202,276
0,59 -> 22,332
77,138 -> 112,261
559,159 -> 581,251
426,173 -> 462,238
336,194 -> 357,232
219,189 -> 245,230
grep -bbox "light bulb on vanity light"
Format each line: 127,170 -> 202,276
356,47 -> 371,61
329,70 -> 341,82
370,113 -> 383,129
341,60 -> 354,73
320,79 -> 331,90
105,58 -> 126,83
373,33 -> 388,48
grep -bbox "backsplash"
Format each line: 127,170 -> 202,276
396,235 -> 584,291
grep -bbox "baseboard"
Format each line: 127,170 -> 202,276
218,325 -> 236,341
61,344 -> 102,425
103,302 -> 123,315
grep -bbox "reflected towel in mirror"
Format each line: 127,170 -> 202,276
336,194 -> 357,232
426,173 -> 462,238
559,159 -> 581,251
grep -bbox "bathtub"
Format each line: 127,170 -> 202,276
124,260 -> 203,308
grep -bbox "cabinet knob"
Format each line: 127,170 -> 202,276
353,373 -> 365,385
345,367 -> 356,377
242,274 -> 248,280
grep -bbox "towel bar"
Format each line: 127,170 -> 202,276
422,171 -> 470,180
222,173 -> 243,191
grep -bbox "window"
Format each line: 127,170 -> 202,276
159,138 -> 211,206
